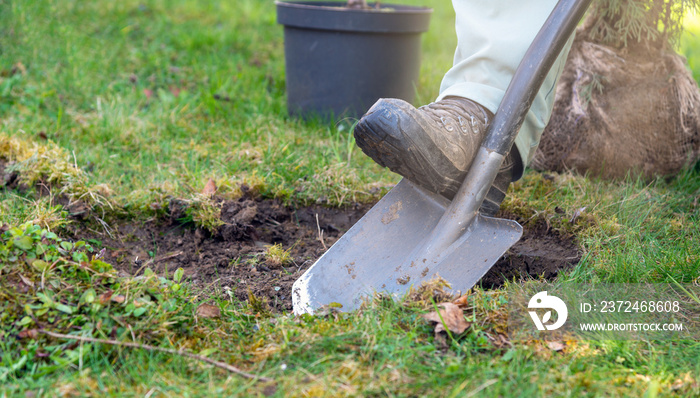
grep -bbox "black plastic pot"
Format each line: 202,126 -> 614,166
276,1 -> 432,120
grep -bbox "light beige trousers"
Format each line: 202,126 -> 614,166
437,0 -> 574,168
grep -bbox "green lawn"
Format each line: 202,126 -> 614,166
1,0 -> 700,396
0,0 -> 456,212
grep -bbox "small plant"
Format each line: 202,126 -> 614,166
246,289 -> 271,316
184,197 -> 224,232
0,222 -> 197,381
244,253 -> 261,267
264,243 -> 293,267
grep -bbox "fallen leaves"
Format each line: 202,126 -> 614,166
19,274 -> 34,288
546,341 -> 566,352
422,294 -> 470,334
12,61 -> 26,75
423,303 -> 470,336
671,372 -> 698,391
196,303 -> 221,318
452,294 -> 469,309
18,329 -> 39,339
421,294 -> 513,350
202,178 -> 217,197
98,291 -> 125,304
531,339 -> 570,359
423,301 -> 473,348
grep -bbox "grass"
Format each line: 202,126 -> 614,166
682,9 -> 700,83
502,170 -> 700,285
1,0 -> 700,396
0,0 -> 457,213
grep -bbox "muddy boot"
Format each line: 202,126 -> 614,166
354,96 -> 521,216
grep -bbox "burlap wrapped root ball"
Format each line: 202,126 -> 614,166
532,26 -> 700,179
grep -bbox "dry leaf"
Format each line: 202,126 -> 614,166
452,295 -> 469,309
202,178 -> 217,197
110,294 -> 126,304
423,302 -> 470,335
13,62 -> 26,75
671,373 -> 697,391
547,341 -> 565,352
488,333 -> 511,349
672,379 -> 685,391
99,291 -> 113,304
196,303 -> 221,318
19,274 -> 34,288
19,329 -> 38,339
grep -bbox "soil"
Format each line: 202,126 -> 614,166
68,194 -> 582,313
1,157 -> 581,312
532,21 -> 700,179
479,218 -> 580,288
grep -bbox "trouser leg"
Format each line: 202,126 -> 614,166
438,0 -> 574,174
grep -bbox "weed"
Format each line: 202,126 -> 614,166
0,222 -> 197,382
184,196 -> 224,232
264,243 -> 292,268
246,289 -> 271,317
244,253 -> 261,267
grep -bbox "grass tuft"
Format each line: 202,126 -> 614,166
264,243 -> 293,268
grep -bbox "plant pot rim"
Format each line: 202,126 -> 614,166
276,0 -> 432,33
275,1 -> 432,14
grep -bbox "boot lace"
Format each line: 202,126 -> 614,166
420,97 -> 490,135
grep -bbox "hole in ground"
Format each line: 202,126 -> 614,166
70,196 -> 581,312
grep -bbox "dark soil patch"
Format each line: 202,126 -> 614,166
69,196 -> 581,313
480,218 -> 581,288
71,197 -> 372,313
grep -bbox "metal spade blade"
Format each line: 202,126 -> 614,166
292,179 -> 522,314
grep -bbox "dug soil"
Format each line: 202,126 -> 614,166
71,194 -> 581,313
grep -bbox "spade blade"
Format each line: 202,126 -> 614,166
292,179 -> 522,314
